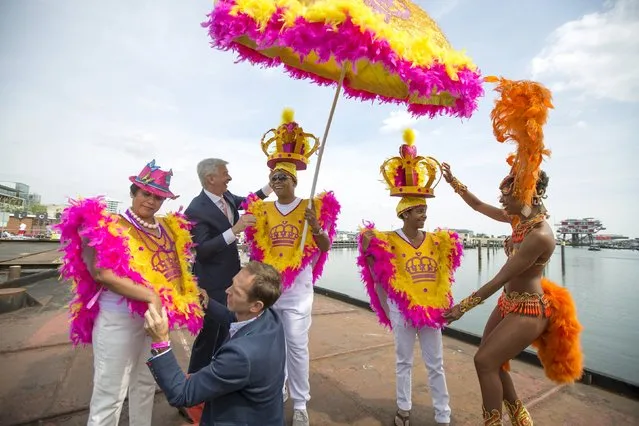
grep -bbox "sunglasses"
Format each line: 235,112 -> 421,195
270,174 -> 289,183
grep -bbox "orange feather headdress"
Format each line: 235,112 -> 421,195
484,76 -> 553,207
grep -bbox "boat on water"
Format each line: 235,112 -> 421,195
588,245 -> 602,251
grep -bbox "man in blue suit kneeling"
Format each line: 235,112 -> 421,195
144,261 -> 286,426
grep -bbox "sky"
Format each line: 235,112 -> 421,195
0,0 -> 638,237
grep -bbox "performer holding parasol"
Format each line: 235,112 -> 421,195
242,108 -> 340,426
357,129 -> 462,426
204,0 -> 484,251
442,77 -> 584,425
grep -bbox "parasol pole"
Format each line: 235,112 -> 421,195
298,64 -> 347,251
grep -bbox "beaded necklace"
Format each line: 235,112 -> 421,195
504,212 -> 546,258
511,213 -> 546,244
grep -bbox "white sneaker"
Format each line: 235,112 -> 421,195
283,384 -> 289,403
292,409 -> 309,426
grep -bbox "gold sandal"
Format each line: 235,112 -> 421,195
483,406 -> 503,425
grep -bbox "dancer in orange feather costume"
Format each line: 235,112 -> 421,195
442,77 -> 584,425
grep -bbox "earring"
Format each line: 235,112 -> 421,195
521,205 -> 532,218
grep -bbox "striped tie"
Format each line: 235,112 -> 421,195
219,197 -> 232,224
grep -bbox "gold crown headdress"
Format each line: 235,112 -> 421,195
485,76 -> 553,207
380,129 -> 443,217
381,129 -> 442,197
261,108 -> 320,178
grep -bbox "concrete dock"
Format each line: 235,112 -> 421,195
0,275 -> 637,425
0,241 -> 61,270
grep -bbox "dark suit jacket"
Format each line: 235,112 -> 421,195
185,188 -> 267,303
147,301 -> 286,426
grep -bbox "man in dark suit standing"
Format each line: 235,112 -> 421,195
185,158 -> 272,375
144,261 -> 286,426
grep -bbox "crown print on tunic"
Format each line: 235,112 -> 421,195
404,252 -> 438,283
269,221 -> 300,247
151,247 -> 182,282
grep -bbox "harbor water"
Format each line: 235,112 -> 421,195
316,246 -> 639,386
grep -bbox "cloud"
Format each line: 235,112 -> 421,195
1,0 -> 638,238
379,110 -> 423,133
531,0 -> 639,102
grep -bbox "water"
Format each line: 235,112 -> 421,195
316,246 -> 639,386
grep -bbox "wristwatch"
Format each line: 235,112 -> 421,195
151,346 -> 170,357
150,341 -> 171,357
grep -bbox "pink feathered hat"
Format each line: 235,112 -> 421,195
129,159 -> 178,200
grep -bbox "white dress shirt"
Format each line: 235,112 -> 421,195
229,312 -> 262,338
203,185 -> 272,245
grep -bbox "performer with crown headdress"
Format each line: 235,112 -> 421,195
54,160 -> 204,426
356,129 -> 463,426
441,77 -> 584,425
242,108 -> 340,426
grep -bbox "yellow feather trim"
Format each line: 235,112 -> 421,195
232,0 -> 476,79
403,128 -> 415,146
281,107 -> 295,124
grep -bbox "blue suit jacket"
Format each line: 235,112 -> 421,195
185,189 -> 267,303
147,301 -> 286,426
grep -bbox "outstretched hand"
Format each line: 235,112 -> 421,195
233,213 -> 256,234
441,162 -> 454,184
442,304 -> 463,324
144,305 -> 170,343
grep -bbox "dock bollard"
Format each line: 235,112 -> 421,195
8,265 -> 21,281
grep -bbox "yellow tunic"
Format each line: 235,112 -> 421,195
245,191 -> 340,289
260,199 -> 320,268
385,231 -> 453,311
118,217 -> 191,300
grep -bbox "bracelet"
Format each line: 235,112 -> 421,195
450,177 -> 468,195
151,341 -> 171,350
459,292 -> 483,313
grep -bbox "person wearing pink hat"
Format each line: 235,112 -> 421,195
55,159 -> 205,426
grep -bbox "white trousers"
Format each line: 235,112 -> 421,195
389,307 -> 451,424
273,293 -> 313,411
87,309 -> 156,426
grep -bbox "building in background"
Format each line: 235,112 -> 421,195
556,218 -> 605,246
0,181 -> 41,210
105,197 -> 121,214
0,182 -> 25,210
449,228 -> 474,245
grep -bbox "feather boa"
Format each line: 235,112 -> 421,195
242,191 -> 340,289
55,197 -> 203,345
356,222 -> 463,329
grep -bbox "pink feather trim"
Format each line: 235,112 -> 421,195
202,2 -> 484,119
356,224 -> 464,330
356,222 -> 394,329
54,197 -> 203,345
242,192 -> 341,290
